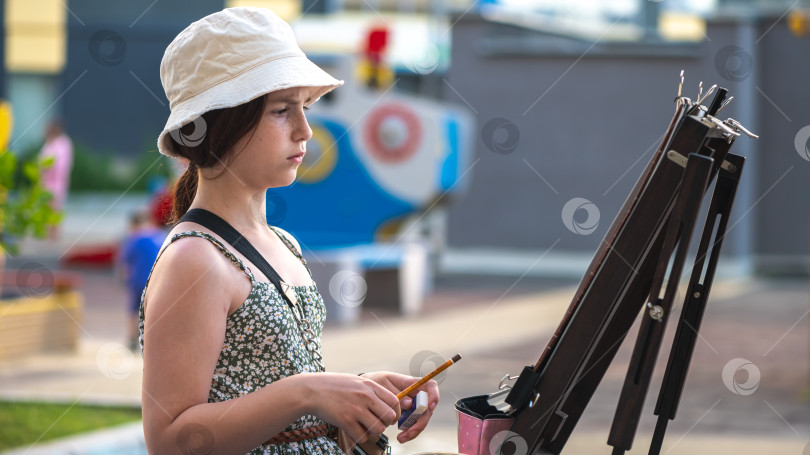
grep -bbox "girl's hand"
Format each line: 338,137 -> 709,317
360,371 -> 440,443
303,373 -> 401,444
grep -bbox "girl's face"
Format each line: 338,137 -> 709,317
224,86 -> 318,191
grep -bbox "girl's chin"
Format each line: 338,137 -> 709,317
267,174 -> 297,189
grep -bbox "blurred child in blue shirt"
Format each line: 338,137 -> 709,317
120,210 -> 166,350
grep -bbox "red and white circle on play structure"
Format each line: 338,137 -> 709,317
363,103 -> 422,164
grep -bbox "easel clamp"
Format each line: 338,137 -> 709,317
668,149 -> 737,174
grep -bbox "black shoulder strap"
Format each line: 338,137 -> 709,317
178,208 -> 294,308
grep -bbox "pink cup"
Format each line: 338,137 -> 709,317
456,396 -> 514,455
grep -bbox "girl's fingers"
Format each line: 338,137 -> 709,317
400,396 -> 413,409
358,415 -> 387,442
344,423 -> 366,445
397,407 -> 433,442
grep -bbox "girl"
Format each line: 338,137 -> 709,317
140,8 -> 439,454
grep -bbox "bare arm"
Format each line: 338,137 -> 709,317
141,238 -> 401,454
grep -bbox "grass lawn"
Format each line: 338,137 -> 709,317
0,401 -> 142,451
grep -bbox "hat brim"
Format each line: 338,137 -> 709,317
158,54 -> 343,157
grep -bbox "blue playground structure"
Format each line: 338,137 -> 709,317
270,57 -> 475,321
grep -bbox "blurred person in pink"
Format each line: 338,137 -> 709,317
39,119 -> 73,211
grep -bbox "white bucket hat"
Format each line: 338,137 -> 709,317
157,7 -> 343,157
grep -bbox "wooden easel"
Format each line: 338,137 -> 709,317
501,76 -> 757,455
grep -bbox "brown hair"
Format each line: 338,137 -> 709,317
169,95 -> 267,224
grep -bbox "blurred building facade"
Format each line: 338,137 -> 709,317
3,0 -> 67,153
440,7 -> 810,276
1,0 -> 808,275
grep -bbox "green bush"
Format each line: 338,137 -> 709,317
0,150 -> 61,254
69,144 -> 173,193
67,143 -> 121,192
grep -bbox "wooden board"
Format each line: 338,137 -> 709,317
0,291 -> 83,360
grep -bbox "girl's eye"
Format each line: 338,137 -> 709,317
272,106 -> 308,115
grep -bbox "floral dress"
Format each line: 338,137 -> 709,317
139,229 -> 343,455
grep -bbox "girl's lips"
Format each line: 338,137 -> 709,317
288,152 -> 305,163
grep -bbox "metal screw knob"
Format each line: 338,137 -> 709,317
647,302 -> 664,321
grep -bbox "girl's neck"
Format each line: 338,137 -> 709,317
189,173 -> 268,234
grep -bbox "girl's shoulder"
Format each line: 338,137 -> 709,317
143,232 -> 239,319
154,233 -> 235,279
152,229 -> 252,288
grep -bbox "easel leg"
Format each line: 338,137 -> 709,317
607,153 -> 714,453
649,153 -> 745,455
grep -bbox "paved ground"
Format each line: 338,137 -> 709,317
1,194 -> 809,454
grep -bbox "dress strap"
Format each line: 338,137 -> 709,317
268,226 -> 308,269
